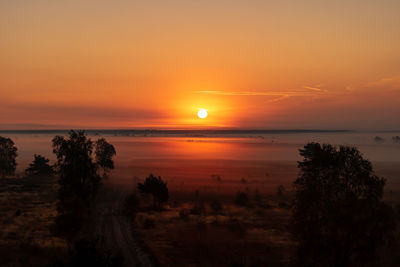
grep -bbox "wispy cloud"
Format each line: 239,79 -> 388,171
195,87 -> 328,103
195,89 -> 326,96
303,85 -> 326,92
364,75 -> 400,89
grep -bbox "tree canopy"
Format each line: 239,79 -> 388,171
51,130 -> 116,239
138,174 -> 169,209
53,130 -> 101,201
95,138 -> 116,177
0,136 -> 18,178
25,154 -> 53,177
291,143 -> 395,266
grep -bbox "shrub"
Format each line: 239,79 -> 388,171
235,192 -> 249,206
138,174 -> 169,210
210,200 -> 223,213
190,201 -> 206,215
227,218 -> 247,238
179,209 -> 189,221
25,154 -> 53,177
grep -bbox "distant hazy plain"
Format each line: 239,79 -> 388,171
2,130 -> 400,196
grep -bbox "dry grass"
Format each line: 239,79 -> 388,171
0,175 -> 67,266
133,194 -> 296,267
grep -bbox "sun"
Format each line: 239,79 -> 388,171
197,109 -> 208,119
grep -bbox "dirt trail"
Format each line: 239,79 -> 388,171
95,186 -> 154,267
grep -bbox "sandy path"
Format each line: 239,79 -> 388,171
95,186 -> 154,267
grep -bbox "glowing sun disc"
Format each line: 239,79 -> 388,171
197,109 -> 208,119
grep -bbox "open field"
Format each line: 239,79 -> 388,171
133,194 -> 295,266
0,175 -> 66,266
0,133 -> 399,266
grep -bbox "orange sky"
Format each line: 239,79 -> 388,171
1,1 -> 399,130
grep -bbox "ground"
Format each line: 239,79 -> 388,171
132,192 -> 296,266
0,168 -> 398,266
0,175 -> 66,266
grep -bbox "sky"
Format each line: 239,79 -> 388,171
0,0 -> 399,130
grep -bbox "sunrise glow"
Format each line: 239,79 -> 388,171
0,1 -> 399,131
197,109 -> 208,119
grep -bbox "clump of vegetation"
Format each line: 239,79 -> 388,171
240,178 -> 247,184
374,136 -> 384,142
190,190 -> 206,215
227,218 -> 247,238
179,209 -> 189,221
190,201 -> 206,215
210,200 -> 223,214
291,143 -> 396,266
393,136 -> 400,143
254,189 -> 262,204
211,174 -> 222,182
95,138 -> 116,177
138,174 -> 169,210
235,191 -> 249,206
0,136 -> 18,178
25,154 -> 53,177
123,192 -> 140,219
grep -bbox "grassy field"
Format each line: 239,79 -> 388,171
133,192 -> 296,267
0,175 -> 66,266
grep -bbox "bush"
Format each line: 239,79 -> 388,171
227,218 -> 246,238
190,201 -> 206,215
235,192 -> 249,206
138,174 -> 169,210
210,200 -> 223,213
254,190 -> 262,204
179,209 -> 189,221
25,154 -> 53,177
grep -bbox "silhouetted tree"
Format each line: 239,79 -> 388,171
51,130 -> 115,239
25,154 -> 53,176
291,143 -> 395,266
0,136 -> 18,178
190,190 -> 206,215
138,174 -> 169,209
95,138 -> 116,177
210,200 -> 223,213
235,191 -> 249,206
53,130 -> 100,201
